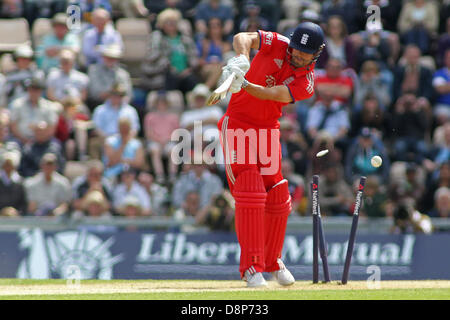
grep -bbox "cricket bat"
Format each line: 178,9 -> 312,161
206,72 -> 236,106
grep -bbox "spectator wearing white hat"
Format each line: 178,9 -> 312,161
5,45 -> 45,105
36,13 -> 81,73
87,44 -> 132,109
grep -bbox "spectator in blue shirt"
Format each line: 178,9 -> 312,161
90,83 -> 140,159
92,84 -> 140,138
195,0 -> 234,39
82,7 -> 123,66
432,49 -> 450,125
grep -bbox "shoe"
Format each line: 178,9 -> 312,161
243,268 -> 267,288
271,259 -> 295,286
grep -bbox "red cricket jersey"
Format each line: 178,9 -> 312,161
225,30 -> 315,128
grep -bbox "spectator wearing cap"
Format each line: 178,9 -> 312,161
144,91 -> 179,184
5,45 -> 45,105
9,76 -> 59,146
432,49 -> 450,124
0,152 -> 27,216
141,8 -> 199,93
90,83 -> 140,159
87,44 -> 132,109
195,0 -> 234,38
197,17 -> 233,89
344,127 -> 390,185
46,49 -> 89,104
112,166 -> 151,215
82,8 -> 123,66
316,15 -> 356,70
103,117 -> 145,179
24,153 -> 71,216
36,13 -> 81,73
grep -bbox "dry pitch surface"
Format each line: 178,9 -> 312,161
0,279 -> 449,299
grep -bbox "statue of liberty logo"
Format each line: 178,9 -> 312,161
17,229 -> 123,280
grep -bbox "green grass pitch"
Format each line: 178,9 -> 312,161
0,279 -> 449,300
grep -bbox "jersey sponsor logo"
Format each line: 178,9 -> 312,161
265,75 -> 276,87
274,58 -> 283,69
300,34 -> 309,45
264,32 -> 273,46
283,76 -> 294,86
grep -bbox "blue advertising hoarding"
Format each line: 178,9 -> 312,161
0,228 -> 449,281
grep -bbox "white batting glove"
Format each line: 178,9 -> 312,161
226,54 -> 250,75
228,66 -> 245,94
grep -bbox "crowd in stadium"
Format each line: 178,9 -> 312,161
0,0 -> 449,233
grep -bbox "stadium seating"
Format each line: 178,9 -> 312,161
0,18 -> 30,52
31,18 -> 52,48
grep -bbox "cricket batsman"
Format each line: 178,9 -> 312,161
217,22 -> 325,287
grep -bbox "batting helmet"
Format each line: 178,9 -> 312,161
289,22 -> 325,54
287,22 -> 325,69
